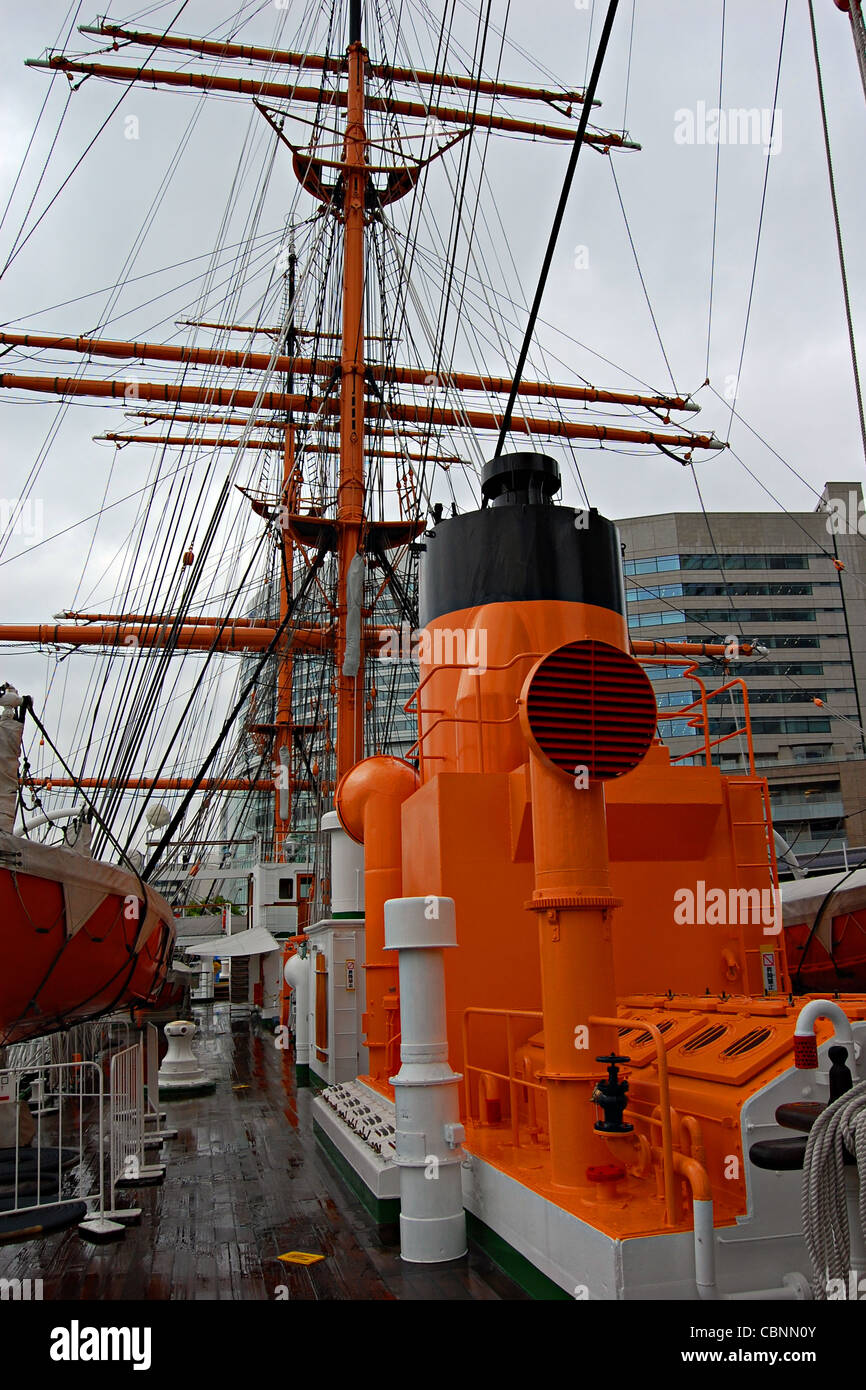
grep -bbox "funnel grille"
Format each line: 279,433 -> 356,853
523,639 -> 657,781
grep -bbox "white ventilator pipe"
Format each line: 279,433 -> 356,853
284,951 -> 310,1068
794,999 -> 858,1069
384,896 -> 467,1264
692,1195 -> 808,1301
321,809 -> 364,915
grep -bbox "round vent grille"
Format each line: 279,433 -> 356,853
520,639 -> 657,781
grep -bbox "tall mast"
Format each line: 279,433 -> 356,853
3,8 -> 731,866
274,242 -> 298,857
336,0 -> 368,781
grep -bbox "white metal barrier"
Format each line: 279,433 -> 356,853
109,1045 -> 144,1205
0,1029 -> 166,1239
0,1058 -> 110,1236
109,1043 -> 165,1217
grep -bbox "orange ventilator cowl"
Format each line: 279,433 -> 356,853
519,638 -> 657,782
334,755 -> 419,843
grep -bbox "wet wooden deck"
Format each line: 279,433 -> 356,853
0,1005 -> 525,1300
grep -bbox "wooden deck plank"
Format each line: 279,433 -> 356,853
0,1005 -> 526,1301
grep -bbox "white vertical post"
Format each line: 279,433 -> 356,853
384,896 -> 467,1264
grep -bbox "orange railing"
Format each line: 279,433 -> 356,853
461,1007 -> 546,1149
638,656 -> 756,773
404,651 -> 758,777
404,652 -> 541,778
463,1005 -> 681,1226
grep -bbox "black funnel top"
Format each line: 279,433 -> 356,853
481,452 -> 561,508
420,451 -> 625,625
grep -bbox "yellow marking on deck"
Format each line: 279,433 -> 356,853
277,1251 -> 325,1265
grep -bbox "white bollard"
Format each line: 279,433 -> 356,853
157,1020 -> 214,1094
284,951 -> 310,1070
384,896 -> 467,1264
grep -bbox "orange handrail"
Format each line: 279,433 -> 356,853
462,1007 -> 545,1149
638,656 -> 756,773
405,651 -> 542,778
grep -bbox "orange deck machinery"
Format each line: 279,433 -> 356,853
316,453 -> 866,1297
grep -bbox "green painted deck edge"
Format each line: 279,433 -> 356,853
312,1116 -> 571,1297
308,1068 -> 327,1092
466,1212 -> 572,1300
295,1063 -> 311,1087
331,912 -> 364,920
313,1120 -> 400,1224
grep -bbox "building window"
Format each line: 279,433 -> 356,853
631,609 -> 685,628
687,608 -> 817,625
679,554 -> 812,571
790,744 -> 832,762
626,582 -> 684,601
278,877 -> 294,900
623,554 -> 679,576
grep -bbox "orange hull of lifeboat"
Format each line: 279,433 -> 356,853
785,913 -> 866,993
782,868 -> 866,994
0,830 -> 176,1045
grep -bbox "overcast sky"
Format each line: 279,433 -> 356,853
0,0 -> 863,826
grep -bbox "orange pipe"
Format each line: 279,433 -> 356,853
680,1115 -> 707,1168
632,640 -> 754,657
672,1151 -> 713,1203
593,1015 -> 679,1226
527,753 -> 620,1187
335,756 -> 419,1089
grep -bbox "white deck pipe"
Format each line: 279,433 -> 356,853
284,950 -> 310,1068
321,809 -> 364,916
384,896 -> 467,1264
794,998 -> 858,1068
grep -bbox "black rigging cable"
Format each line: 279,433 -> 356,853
807,0 -> 866,469
142,540 -> 328,879
725,0 -> 788,435
705,0 -> 726,381
492,0 -> 620,461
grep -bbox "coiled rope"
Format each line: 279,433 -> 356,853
802,1078 -> 866,1298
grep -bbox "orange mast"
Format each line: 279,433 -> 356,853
335,5 -> 368,782
1,8 -> 726,880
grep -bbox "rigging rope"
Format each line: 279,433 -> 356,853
802,1078 -> 866,1299
705,0 -> 726,381
493,0 -> 621,460
725,0 -> 788,435
807,0 -> 866,470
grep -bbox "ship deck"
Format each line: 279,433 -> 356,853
0,1005 -> 524,1301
